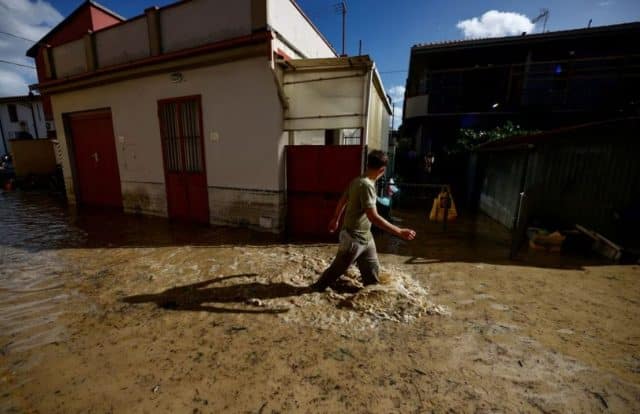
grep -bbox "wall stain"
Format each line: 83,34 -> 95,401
123,188 -> 151,215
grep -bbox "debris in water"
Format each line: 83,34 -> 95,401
227,326 -> 247,333
326,348 -> 353,361
246,298 -> 263,307
152,385 -> 160,393
590,391 -> 608,409
426,304 -> 451,316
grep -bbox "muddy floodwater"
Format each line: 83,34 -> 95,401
1,191 -> 639,413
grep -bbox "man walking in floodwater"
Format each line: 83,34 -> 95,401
311,150 -> 417,291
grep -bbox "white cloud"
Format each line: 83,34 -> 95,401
387,86 -> 405,129
388,85 -> 405,104
598,0 -> 614,6
0,67 -> 33,96
0,0 -> 63,96
457,10 -> 535,39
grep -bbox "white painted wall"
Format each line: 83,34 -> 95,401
51,57 -> 285,193
272,38 -> 303,60
49,0 -> 336,79
95,17 -> 150,67
0,101 -> 46,152
160,0 -> 252,53
267,0 -> 336,58
380,109 -> 390,150
283,69 -> 365,130
52,39 -> 87,78
292,130 -> 324,145
366,83 -> 390,151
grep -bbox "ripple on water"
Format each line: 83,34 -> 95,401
0,192 -> 88,356
0,248 -> 84,354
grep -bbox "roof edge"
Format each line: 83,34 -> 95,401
87,0 -> 125,21
26,0 -> 125,58
412,21 -> 640,53
0,95 -> 42,104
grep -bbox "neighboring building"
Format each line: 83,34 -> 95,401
403,22 -> 640,160
472,117 -> 640,247
26,0 -> 125,139
27,0 -> 391,233
0,95 -> 47,156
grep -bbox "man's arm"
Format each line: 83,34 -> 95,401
365,208 -> 416,241
328,193 -> 348,233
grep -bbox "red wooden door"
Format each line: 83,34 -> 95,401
158,97 -> 209,224
69,110 -> 122,208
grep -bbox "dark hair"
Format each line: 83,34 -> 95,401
367,150 -> 388,170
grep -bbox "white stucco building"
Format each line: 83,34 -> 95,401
0,95 -> 47,156
30,0 -> 391,233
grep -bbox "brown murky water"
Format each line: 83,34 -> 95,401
1,191 -> 639,413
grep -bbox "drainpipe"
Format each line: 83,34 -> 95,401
361,67 -> 372,172
270,66 -> 288,113
509,144 -> 534,259
29,95 -> 38,138
0,115 -> 7,155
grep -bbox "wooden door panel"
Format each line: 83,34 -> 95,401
69,111 -> 122,208
187,174 -> 209,224
165,174 -> 188,220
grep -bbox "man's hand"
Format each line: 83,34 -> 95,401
328,194 -> 348,234
328,217 -> 340,233
399,228 -> 416,241
365,207 -> 417,241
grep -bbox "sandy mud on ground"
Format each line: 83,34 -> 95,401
1,192 -> 639,413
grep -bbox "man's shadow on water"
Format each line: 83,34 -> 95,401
122,273 -> 314,314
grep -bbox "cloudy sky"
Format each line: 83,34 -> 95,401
0,0 -> 63,96
1,0 -> 639,125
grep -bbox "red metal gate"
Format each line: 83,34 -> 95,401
287,145 -> 364,238
158,96 -> 209,224
68,110 -> 123,208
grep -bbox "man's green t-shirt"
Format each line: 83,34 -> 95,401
341,176 -> 377,244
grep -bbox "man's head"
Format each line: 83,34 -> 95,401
366,150 -> 388,180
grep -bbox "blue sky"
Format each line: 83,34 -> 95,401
2,0 -> 639,124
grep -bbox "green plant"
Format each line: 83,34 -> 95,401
446,121 -> 538,154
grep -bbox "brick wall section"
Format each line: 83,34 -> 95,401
208,187 -> 285,233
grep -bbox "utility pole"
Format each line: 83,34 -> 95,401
336,1 -> 347,56
29,92 -> 38,138
0,115 -> 7,155
391,101 -> 395,131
